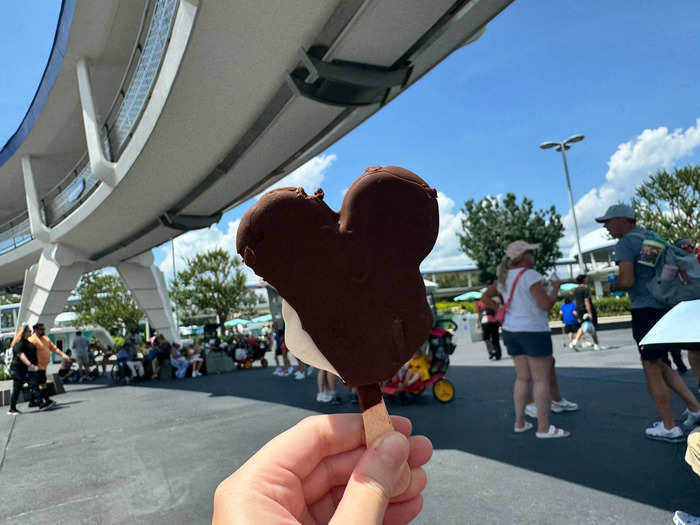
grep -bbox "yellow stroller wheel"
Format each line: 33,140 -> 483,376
432,378 -> 454,403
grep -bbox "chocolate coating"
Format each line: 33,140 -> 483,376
236,166 -> 439,386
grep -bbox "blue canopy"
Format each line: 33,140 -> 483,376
559,283 -> 578,292
453,291 -> 481,301
250,313 -> 272,323
224,318 -> 249,327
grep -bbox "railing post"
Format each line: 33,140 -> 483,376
21,155 -> 51,242
76,58 -> 118,187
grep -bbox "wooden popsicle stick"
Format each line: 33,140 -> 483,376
358,385 -> 411,497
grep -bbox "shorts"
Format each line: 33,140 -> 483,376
75,353 -> 90,367
563,323 -> 579,334
502,330 -> 553,358
632,307 -> 670,361
35,369 -> 47,385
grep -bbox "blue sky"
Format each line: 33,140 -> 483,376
3,1 -> 700,281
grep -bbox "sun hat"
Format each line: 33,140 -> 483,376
505,240 -> 540,259
595,203 -> 635,223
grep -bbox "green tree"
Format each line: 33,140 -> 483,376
0,292 -> 20,305
458,193 -> 564,283
74,271 -> 144,335
169,248 -> 254,326
631,165 -> 700,243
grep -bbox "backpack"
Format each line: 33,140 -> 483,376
628,230 -> 700,307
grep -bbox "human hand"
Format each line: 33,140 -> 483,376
213,414 -> 432,525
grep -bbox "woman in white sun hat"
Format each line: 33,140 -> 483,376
482,240 -> 570,438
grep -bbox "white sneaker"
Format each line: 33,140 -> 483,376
525,403 -> 537,418
674,510 -> 700,525
551,398 -> 579,412
317,391 -> 332,403
592,344 -> 601,350
682,408 -> 700,429
306,366 -> 315,377
568,341 -> 577,349
284,366 -> 295,376
272,367 -> 283,376
645,421 -> 684,442
294,371 -> 305,380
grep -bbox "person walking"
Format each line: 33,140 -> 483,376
476,297 -> 502,360
7,325 -> 42,414
72,330 -> 92,382
572,274 -> 602,350
28,323 -> 70,408
482,240 -> 569,438
559,295 -> 580,348
597,204 -> 700,441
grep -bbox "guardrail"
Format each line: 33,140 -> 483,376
0,213 -> 32,256
0,0 -> 180,250
43,152 -> 100,227
104,0 -> 178,159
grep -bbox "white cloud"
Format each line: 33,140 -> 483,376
421,191 -> 475,272
155,153 -> 338,284
156,219 -> 259,285
562,118 -> 700,252
255,153 -> 336,198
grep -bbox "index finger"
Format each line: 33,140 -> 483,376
257,414 -> 412,479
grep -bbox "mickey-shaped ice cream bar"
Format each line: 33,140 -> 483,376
236,165 -> 439,496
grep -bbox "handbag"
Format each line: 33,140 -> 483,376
495,268 -> 528,324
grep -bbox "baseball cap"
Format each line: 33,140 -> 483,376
675,238 -> 693,248
595,203 -> 635,223
505,240 -> 540,259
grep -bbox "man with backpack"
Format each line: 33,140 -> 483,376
597,204 -> 700,442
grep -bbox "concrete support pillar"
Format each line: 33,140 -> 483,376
21,156 -> 50,242
590,252 -> 597,272
17,244 -> 88,329
467,272 -> 473,287
76,57 -> 117,187
117,251 -> 177,342
594,279 -> 603,299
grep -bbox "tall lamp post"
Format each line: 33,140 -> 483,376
171,238 -> 179,338
540,134 -> 586,275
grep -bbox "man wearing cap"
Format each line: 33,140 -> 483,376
597,204 -> 700,442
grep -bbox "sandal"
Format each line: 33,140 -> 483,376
535,425 -> 570,439
514,421 -> 533,433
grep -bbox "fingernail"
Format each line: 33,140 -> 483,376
373,432 -> 408,466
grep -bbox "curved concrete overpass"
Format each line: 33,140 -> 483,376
0,0 -> 512,337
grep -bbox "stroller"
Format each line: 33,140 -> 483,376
234,337 -> 269,369
381,326 -> 456,403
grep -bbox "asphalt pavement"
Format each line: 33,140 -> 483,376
1,328 -> 699,524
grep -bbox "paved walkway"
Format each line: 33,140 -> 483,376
1,328 -> 699,524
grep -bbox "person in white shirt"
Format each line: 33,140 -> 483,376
482,240 -> 570,439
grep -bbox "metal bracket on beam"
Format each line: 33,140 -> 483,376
287,46 -> 412,107
159,211 -> 223,231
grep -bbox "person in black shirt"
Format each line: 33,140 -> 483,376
7,324 -> 42,415
572,275 -> 602,350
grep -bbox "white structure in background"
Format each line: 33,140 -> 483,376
0,0 -> 513,337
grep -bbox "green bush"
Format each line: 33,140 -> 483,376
594,296 -> 631,316
113,336 -> 125,349
0,365 -> 11,381
548,296 -> 631,320
436,301 -> 476,314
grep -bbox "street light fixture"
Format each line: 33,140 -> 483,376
540,134 -> 586,275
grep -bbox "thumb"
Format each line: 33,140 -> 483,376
331,431 -> 409,525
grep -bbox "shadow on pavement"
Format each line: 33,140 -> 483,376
121,363 -> 700,515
